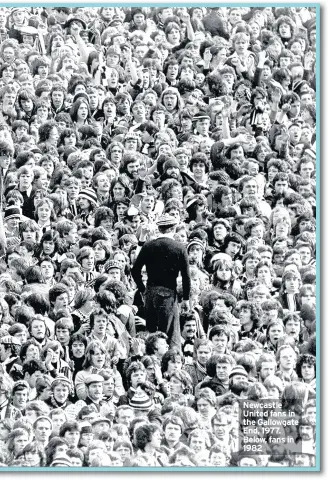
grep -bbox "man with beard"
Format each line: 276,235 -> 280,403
120,152 -> 141,188
0,335 -> 22,373
153,158 -> 201,193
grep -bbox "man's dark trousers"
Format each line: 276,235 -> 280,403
144,285 -> 180,349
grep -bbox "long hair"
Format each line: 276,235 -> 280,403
82,340 -> 107,369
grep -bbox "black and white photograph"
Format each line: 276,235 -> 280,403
0,3 -> 319,471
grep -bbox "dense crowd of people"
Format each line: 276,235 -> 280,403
0,5 -> 317,468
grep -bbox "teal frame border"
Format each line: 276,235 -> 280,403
0,2 -> 320,472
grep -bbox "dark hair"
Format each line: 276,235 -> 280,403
134,423 -> 161,451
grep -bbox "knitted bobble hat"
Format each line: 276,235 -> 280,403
129,391 -> 152,411
78,188 -> 99,206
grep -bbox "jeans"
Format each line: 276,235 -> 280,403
144,285 -> 180,349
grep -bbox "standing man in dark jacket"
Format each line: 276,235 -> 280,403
132,214 -> 191,348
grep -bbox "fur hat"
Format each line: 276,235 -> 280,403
163,158 -> 180,172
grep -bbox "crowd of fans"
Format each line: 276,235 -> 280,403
0,5 -> 317,469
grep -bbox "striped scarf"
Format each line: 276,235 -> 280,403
196,361 -> 207,376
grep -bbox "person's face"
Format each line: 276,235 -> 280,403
102,376 -> 115,398
70,340 -> 85,360
132,101 -> 146,121
130,369 -> 146,388
13,388 -> 28,409
53,383 -> 70,404
31,320 -> 46,340
245,256 -> 259,274
19,171 -> 33,190
52,90 -> 64,108
103,100 -> 116,120
253,288 -> 269,304
298,245 -> 312,265
216,262 -> 232,282
63,132 -> 76,147
65,227 -> 79,246
54,292 -> 68,310
94,243 -> 107,262
229,9 -> 242,25
300,161 -> 314,179
93,314 -> 108,337
279,348 -> 296,370
64,429 -> 80,447
210,451 -> 227,466
234,36 -> 249,56
26,368 -> 43,389
77,102 -> 88,121
225,241 -> 240,258
306,406 -> 316,426
231,146 -> 244,162
87,381 -> 103,401
216,361 -> 232,382
81,252 -> 95,271
278,22 -> 291,38
117,408 -> 134,427
285,273 -> 300,292
95,174 -> 110,193
212,334 -> 228,354
242,179 -> 258,199
126,159 -> 140,179
301,363 -> 315,381
25,344 -> 40,361
239,306 -> 251,324
164,422 -> 181,444
51,413 -> 67,433
14,433 -> 29,453
182,320 -> 197,339
251,224 -> 264,239
140,195 -> 154,214
257,265 -> 272,286
66,180 -> 80,200
212,417 -> 229,440
3,47 -> 15,63
189,435 -> 206,453
194,344 -> 211,366
269,324 -> 284,344
42,239 -> 55,256
275,221 -> 289,238
56,326 -> 70,345
166,63 -> 179,81
260,361 -> 276,379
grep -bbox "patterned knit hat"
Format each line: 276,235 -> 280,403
229,365 -> 248,380
78,188 -> 99,207
129,391 -> 152,411
104,259 -> 122,273
187,238 -> 205,252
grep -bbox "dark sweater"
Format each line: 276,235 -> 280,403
131,237 -> 191,300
